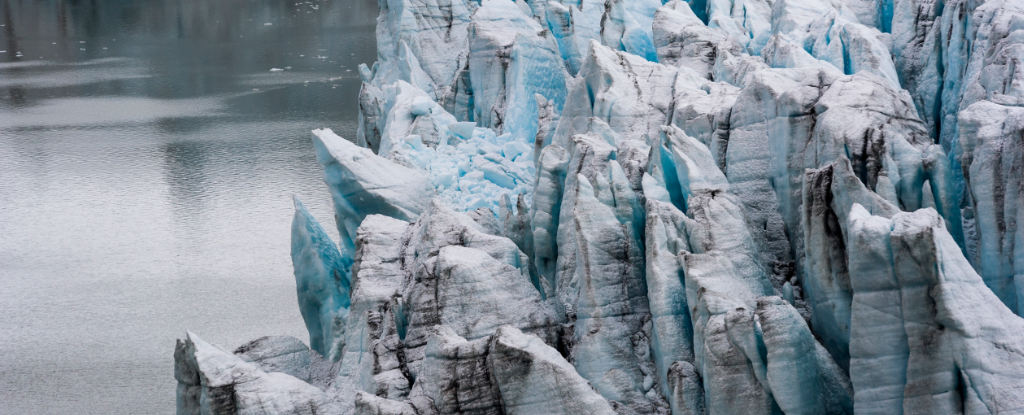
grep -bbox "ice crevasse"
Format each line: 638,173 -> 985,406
175,0 -> 1024,413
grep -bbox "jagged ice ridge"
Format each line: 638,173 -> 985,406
175,0 -> 1024,413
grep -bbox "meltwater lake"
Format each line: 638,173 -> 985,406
0,0 -> 376,412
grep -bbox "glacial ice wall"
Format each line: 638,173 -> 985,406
176,0 -> 1024,412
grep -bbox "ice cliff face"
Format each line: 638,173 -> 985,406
177,0 -> 1024,413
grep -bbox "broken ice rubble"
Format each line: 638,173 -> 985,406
176,0 -> 1024,412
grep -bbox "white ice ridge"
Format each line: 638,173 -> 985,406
177,0 -> 1024,412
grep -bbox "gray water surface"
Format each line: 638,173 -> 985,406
0,0 -> 377,413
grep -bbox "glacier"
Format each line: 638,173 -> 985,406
176,0 -> 1024,412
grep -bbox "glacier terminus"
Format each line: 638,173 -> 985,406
175,0 -> 1024,413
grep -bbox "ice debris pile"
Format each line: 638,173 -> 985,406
176,0 -> 1024,412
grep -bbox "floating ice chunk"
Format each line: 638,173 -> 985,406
270,67 -> 284,72
291,196 -> 351,359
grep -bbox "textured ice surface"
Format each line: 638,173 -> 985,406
654,0 -> 744,80
389,119 -> 538,216
234,336 -> 339,390
179,0 -> 1024,412
644,198 -> 696,413
847,206 -> 1024,414
311,127 -> 433,254
707,0 -> 772,54
468,0 -> 569,140
770,0 -> 899,89
958,101 -> 1024,316
552,42 -> 677,150
936,0 -> 1024,153
291,197 -> 351,359
329,214 -> 412,414
174,332 -> 338,415
376,81 -> 458,157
